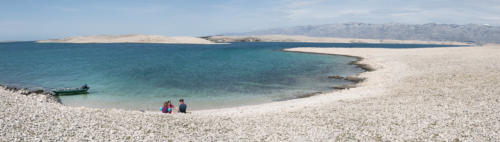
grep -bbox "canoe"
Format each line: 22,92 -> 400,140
53,85 -> 89,95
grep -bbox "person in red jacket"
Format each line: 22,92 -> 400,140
161,100 -> 175,113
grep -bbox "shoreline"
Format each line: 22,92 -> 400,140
0,49 -> 370,111
204,35 -> 472,46
0,47 -> 372,111
0,46 -> 378,122
281,48 -> 375,71
2,45 -> 499,141
32,34 -> 473,45
279,49 -> 374,99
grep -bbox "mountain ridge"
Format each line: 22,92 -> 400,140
225,23 -> 500,44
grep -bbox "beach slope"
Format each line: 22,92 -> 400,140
1,45 -> 499,141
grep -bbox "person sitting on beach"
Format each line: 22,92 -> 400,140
161,101 -> 175,113
161,101 -> 168,113
178,99 -> 187,113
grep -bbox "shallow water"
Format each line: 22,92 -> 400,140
0,42 -> 455,110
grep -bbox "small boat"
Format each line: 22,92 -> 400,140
53,84 -> 89,95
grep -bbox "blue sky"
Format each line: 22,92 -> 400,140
1,0 -> 499,40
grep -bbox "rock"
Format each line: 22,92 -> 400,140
29,89 -> 45,94
344,76 -> 365,83
333,84 -> 356,90
328,76 -> 345,79
296,92 -> 322,99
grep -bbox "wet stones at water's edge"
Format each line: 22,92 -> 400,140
327,75 -> 366,85
328,76 -> 364,90
343,76 -> 366,83
332,84 -> 357,90
286,75 -> 366,100
0,84 -> 60,103
328,75 -> 344,79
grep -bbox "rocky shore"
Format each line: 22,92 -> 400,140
1,45 -> 500,141
203,35 -> 471,45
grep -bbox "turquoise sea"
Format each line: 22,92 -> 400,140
0,42 -> 454,110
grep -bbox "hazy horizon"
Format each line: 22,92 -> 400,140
1,0 -> 500,41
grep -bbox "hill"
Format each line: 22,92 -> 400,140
37,34 -> 215,44
228,23 -> 500,44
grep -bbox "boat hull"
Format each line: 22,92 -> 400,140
53,88 -> 89,96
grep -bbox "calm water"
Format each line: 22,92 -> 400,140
0,42 -> 455,110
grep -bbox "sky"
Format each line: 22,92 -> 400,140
1,0 -> 500,41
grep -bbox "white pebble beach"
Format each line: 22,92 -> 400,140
1,45 -> 499,141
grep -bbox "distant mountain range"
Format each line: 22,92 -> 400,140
226,23 -> 500,44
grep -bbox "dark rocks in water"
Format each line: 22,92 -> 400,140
328,75 -> 345,79
5,86 -> 21,92
31,89 -> 45,94
344,76 -> 365,83
333,84 -> 356,90
1,85 -> 61,103
296,92 -> 322,99
28,89 -> 46,95
18,88 -> 52,96
334,76 -> 365,90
